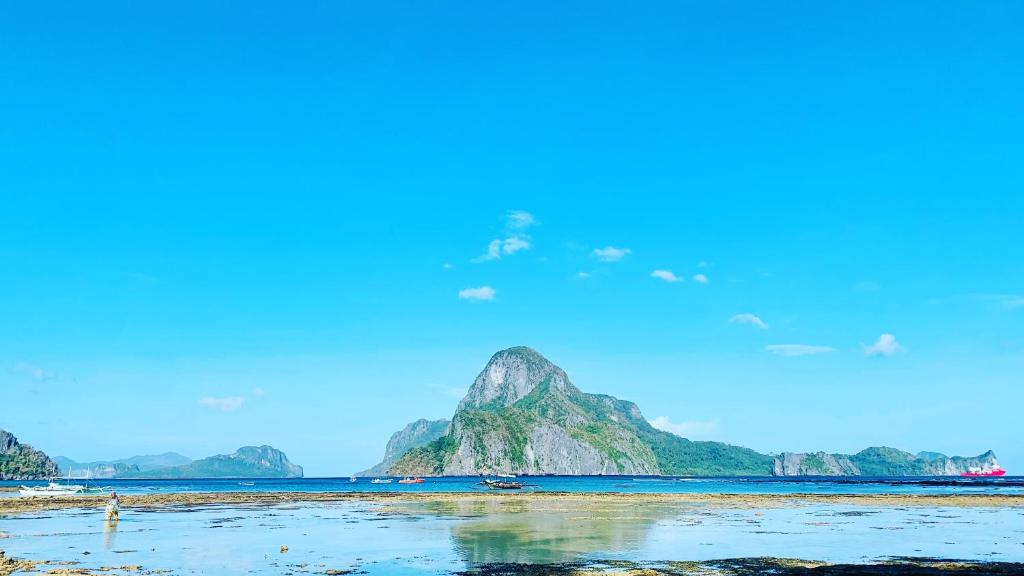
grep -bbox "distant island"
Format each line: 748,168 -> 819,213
54,452 -> 193,479
361,346 -> 999,477
1,430 -> 302,480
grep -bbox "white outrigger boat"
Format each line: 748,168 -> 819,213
370,478 -> 393,484
19,470 -> 107,497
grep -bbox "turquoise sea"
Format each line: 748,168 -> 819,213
5,475 -> 1024,496
2,477 -> 1023,575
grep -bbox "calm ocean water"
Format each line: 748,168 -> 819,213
5,475 -> 1023,495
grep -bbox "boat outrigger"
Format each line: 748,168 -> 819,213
481,478 -> 524,490
370,478 -> 393,484
19,470 -> 106,497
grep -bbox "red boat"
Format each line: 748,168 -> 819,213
397,477 -> 425,484
961,464 -> 1006,477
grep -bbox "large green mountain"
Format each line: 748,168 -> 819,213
389,347 -> 772,476
383,347 -> 998,477
120,445 -> 302,478
0,429 -> 60,480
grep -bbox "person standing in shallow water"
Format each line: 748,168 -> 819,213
104,491 -> 119,522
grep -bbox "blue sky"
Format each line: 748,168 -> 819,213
2,2 -> 1022,476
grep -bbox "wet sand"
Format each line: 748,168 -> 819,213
2,490 -> 1022,515
3,552 -> 1024,576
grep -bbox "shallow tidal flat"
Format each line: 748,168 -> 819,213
2,492 -> 1023,575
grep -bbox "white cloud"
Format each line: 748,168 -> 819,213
692,273 -> 709,284
458,286 -> 496,301
863,333 -> 905,357
649,416 -> 719,439
475,237 -> 530,262
576,271 -> 591,279
198,396 -> 244,411
252,387 -> 266,397
501,236 -> 530,255
11,362 -> 54,381
593,246 -> 631,262
729,313 -> 768,330
766,344 -> 835,357
506,210 -> 536,229
442,263 -> 454,270
650,269 -> 681,283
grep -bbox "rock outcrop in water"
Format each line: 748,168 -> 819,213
772,448 -> 1000,476
374,347 -> 1000,477
0,429 -> 59,480
387,347 -> 772,476
356,418 -> 450,477
119,445 -> 302,478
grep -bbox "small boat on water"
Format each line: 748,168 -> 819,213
19,482 -> 83,497
495,473 -> 517,478
961,464 -> 1006,477
397,477 -> 425,484
238,481 -> 256,486
20,470 -> 105,497
370,478 -> 393,484
481,479 -> 524,490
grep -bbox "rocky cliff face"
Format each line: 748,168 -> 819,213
772,448 -> 1000,476
0,429 -> 59,480
381,346 -> 1000,478
388,347 -> 770,476
357,418 -> 450,476
772,452 -> 860,475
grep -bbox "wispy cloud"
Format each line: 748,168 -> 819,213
576,271 -> 591,279
11,362 -> 55,381
971,293 -> 1024,309
506,210 -> 536,230
863,333 -> 905,357
650,269 -> 681,283
474,211 -> 537,262
442,263 -> 454,270
593,246 -> 631,262
474,237 -> 531,261
649,416 -> 719,440
692,273 -> 708,284
252,387 -> 266,397
458,286 -> 496,301
501,236 -> 530,255
729,313 -> 768,329
766,344 -> 835,357
198,396 -> 244,411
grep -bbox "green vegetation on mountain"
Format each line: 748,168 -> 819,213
382,347 -> 996,477
120,445 -> 302,478
0,429 -> 59,480
388,347 -> 773,476
356,419 -> 449,476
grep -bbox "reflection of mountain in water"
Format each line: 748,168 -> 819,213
420,499 -> 678,565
